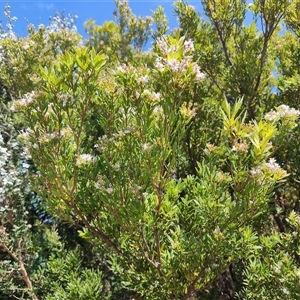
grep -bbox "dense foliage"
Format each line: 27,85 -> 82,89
1,0 -> 300,299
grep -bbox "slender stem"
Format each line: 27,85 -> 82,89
70,199 -> 124,255
137,230 -> 163,276
2,239 -> 39,300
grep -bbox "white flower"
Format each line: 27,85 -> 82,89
76,154 -> 96,165
265,105 -> 300,121
155,57 -> 165,71
277,104 -> 300,118
265,158 -> 281,173
152,92 -> 161,101
142,90 -> 161,103
106,187 -> 113,194
195,70 -> 205,81
139,75 -> 149,84
274,267 -> 281,274
153,105 -> 163,117
156,36 -> 169,55
11,92 -> 36,112
192,64 -> 205,81
183,39 -> 194,53
213,227 -> 221,235
117,64 -> 127,73
4,4 -> 11,18
167,59 -> 180,72
113,163 -> 120,171
232,141 -> 249,153
265,109 -> 277,121
94,181 -> 101,189
250,166 -> 262,178
277,104 -> 289,117
264,158 -> 288,178
142,143 -> 151,152
282,288 -> 290,295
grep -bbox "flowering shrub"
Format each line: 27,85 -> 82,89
0,6 -> 81,98
10,33 -> 300,298
0,4 -> 17,39
2,0 -> 300,299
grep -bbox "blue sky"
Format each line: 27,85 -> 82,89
0,0 -> 203,38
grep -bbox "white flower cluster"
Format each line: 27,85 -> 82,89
282,288 -> 290,295
0,133 -> 27,204
93,176 -> 114,194
183,39 -> 194,53
39,132 -> 60,143
76,154 -> 96,166
265,104 -> 300,121
250,158 -> 287,180
156,37 -> 180,56
94,128 -> 134,152
94,135 -> 110,152
47,12 -> 78,33
277,104 -> 300,118
139,89 -> 161,103
0,4 -> 17,39
10,91 -> 36,112
231,140 -> 249,153
142,143 -> 151,152
250,165 -> 262,178
192,64 -> 206,80
116,64 -> 131,74
22,40 -> 35,50
137,75 -> 150,84
116,64 -> 152,88
155,37 -> 205,81
153,105 -> 163,117
265,158 -> 282,174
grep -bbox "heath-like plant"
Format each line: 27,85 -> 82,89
11,29 -> 300,298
